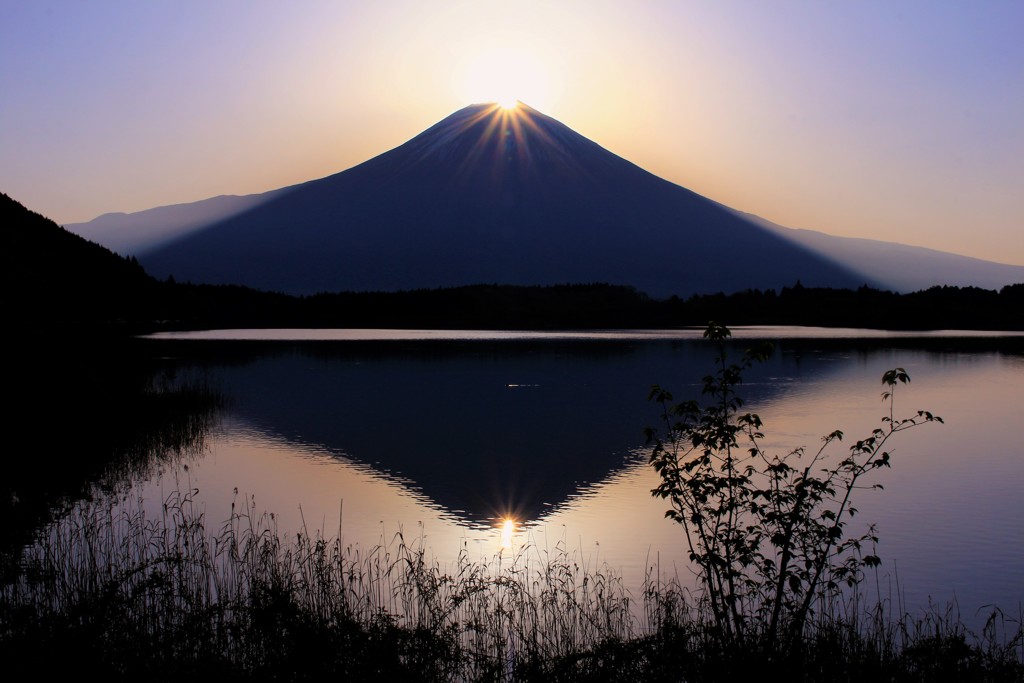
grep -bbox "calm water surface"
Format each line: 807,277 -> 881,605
101,329 -> 1024,625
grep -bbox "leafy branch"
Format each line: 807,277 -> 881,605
646,322 -> 943,647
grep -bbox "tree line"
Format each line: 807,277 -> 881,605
4,192 -> 1021,332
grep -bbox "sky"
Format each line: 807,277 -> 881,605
2,0 -> 1022,265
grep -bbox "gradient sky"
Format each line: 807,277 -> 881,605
2,1 -> 1022,265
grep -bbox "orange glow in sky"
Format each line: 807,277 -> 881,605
2,1 -> 1022,265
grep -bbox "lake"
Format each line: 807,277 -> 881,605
36,327 -> 1024,630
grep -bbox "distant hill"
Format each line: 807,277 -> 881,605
69,191 -> 287,256
1,192 -> 157,329
66,103 -> 1024,297
738,211 -> 1024,292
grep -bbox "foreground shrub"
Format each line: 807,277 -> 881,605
646,322 -> 945,650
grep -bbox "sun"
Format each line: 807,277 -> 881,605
457,47 -> 552,110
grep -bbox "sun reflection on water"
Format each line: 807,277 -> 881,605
499,518 -> 515,549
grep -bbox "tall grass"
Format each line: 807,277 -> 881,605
1,368 -> 221,579
2,488 -> 637,681
2,488 -> 1020,681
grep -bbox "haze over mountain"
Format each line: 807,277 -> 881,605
73,191 -> 286,257
737,212 -> 1024,293
67,103 -> 1023,297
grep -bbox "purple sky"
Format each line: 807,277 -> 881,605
2,0 -> 1021,265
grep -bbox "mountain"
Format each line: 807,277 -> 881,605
66,103 -> 1023,296
72,191 -> 286,256
737,212 -> 1024,293
2,192 -> 158,328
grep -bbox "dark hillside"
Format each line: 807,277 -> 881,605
2,192 -> 159,331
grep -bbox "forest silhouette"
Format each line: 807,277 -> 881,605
4,192 -> 1021,333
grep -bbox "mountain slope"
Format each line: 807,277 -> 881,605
2,192 -> 157,327
66,103 -> 1022,296
97,104 -> 868,297
738,212 -> 1024,292
68,192 -> 284,256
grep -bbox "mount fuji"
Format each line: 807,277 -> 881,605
67,103 -> 1023,296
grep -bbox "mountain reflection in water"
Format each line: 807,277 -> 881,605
146,336 -> 832,524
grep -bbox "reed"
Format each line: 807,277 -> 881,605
1,487 -> 638,680
2,486 -> 1020,681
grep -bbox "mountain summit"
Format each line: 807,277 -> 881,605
67,103 -> 1022,296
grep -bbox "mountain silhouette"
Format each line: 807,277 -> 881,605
67,103 -> 1023,296
737,211 -> 1024,292
75,104 -> 871,297
1,192 -> 157,328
